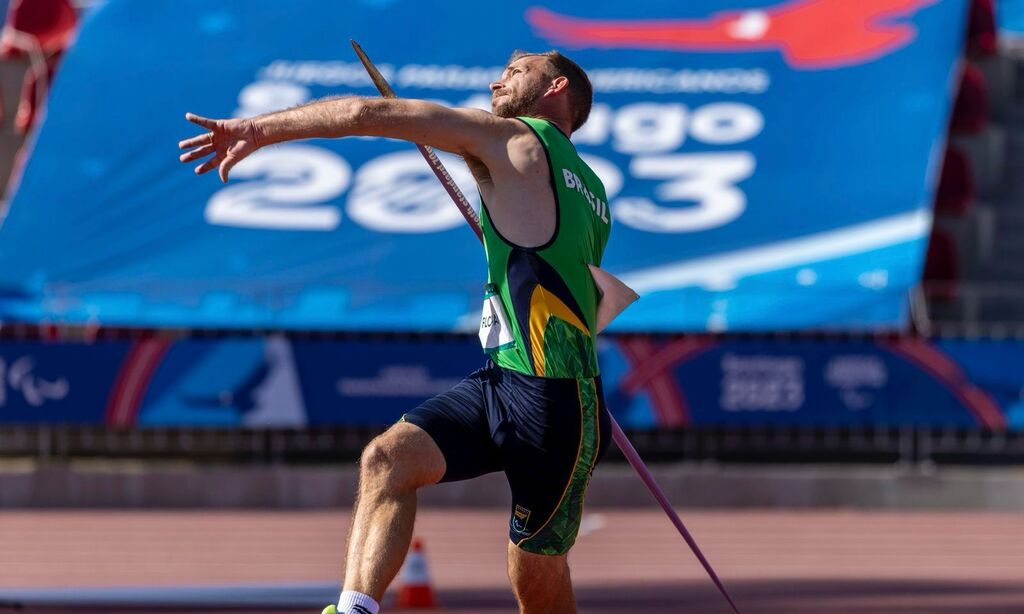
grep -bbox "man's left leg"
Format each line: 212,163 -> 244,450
507,542 -> 577,614
498,373 -> 612,614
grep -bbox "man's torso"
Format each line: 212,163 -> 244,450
476,116 -> 611,379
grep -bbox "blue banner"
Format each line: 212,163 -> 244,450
138,337 -> 289,427
0,340 -> 130,423
123,336 -> 485,427
0,336 -> 1018,429
603,337 -> 1012,429
999,0 -> 1024,39
0,0 -> 966,331
935,339 -> 1024,428
292,338 -> 484,425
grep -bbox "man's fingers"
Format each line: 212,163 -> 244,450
218,141 -> 254,182
194,156 -> 221,176
179,144 -> 214,163
185,112 -> 218,130
178,132 -> 212,149
219,155 -> 240,183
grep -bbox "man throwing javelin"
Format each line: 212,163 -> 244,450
180,50 -> 617,614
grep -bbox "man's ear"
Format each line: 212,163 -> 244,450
546,75 -> 569,96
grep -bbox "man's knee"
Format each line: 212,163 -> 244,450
358,424 -> 445,492
509,546 -> 571,591
509,545 -> 568,577
359,437 -> 399,487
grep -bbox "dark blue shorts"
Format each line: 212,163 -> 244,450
403,361 -> 611,555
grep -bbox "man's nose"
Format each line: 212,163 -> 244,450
490,81 -> 502,92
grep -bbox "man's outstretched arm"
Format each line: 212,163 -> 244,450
178,97 -> 515,183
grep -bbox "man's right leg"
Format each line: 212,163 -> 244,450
337,365 -> 501,613
342,422 -> 446,602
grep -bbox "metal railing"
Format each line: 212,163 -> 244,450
3,425 -> 1023,467
923,281 -> 1024,336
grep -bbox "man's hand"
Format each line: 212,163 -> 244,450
589,264 -> 639,333
178,113 -> 262,183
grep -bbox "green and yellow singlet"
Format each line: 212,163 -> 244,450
477,116 -> 612,379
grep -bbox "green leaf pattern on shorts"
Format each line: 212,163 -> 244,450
518,378 -> 598,555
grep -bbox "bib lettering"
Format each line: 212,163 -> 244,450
479,283 -> 515,353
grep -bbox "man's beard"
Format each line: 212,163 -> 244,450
492,80 -> 546,119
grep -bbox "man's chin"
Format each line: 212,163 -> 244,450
493,103 -> 531,120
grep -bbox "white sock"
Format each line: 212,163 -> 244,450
338,590 -> 380,614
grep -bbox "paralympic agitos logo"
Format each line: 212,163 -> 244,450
526,0 -> 938,70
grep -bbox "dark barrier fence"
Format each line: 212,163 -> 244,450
4,425 -> 1024,466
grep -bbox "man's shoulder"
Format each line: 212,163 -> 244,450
451,107 -> 531,135
446,108 -> 534,158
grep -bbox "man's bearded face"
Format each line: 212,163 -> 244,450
491,57 -> 549,119
492,79 -> 546,118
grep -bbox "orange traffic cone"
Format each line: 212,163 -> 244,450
395,537 -> 438,609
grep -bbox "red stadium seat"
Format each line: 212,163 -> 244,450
0,0 -> 77,58
935,146 -> 974,217
923,227 -> 960,302
951,62 -> 989,134
0,0 -> 78,134
967,0 -> 997,57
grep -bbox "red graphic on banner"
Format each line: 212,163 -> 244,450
617,337 -> 718,427
526,0 -> 938,70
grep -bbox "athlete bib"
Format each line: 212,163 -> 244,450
479,283 -> 515,354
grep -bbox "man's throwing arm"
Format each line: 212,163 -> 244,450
254,97 -> 511,161
180,97 -> 516,183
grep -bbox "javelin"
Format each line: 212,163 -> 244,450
350,40 -> 743,614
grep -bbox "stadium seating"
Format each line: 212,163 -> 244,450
951,61 -> 990,134
0,0 -> 76,135
11,51 -> 59,134
967,0 -> 997,58
0,0 -> 77,58
935,145 -> 974,217
923,227 -> 961,302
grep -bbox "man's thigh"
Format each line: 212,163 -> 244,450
401,365 -> 504,483
501,374 -> 611,555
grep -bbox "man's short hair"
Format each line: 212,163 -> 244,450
509,50 -> 593,132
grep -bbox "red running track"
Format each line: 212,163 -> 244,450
1,509 -> 1023,613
